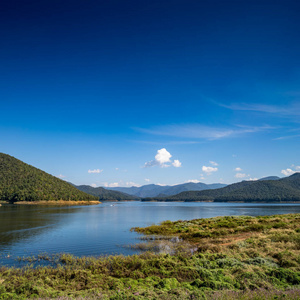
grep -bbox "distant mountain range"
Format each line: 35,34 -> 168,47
74,185 -> 140,201
143,173 -> 300,202
2,152 -> 297,203
0,153 -> 98,202
107,182 -> 227,198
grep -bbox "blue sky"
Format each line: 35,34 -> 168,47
1,0 -> 300,187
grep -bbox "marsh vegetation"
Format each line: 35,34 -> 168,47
1,213 -> 300,299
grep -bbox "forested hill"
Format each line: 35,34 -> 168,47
0,153 -> 98,202
74,185 -> 140,201
142,173 -> 300,202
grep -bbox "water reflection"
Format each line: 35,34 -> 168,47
1,202 -> 300,266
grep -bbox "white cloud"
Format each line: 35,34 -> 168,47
126,182 -> 141,187
235,173 -> 248,178
115,168 -> 119,171
56,174 -> 65,179
249,178 -> 258,181
281,165 -> 300,176
103,181 -> 141,188
209,161 -> 218,166
155,148 -> 172,164
281,168 -> 296,176
186,179 -> 201,183
202,166 -> 218,175
88,169 -> 103,174
145,178 -> 150,182
144,148 -> 181,168
104,182 -> 119,187
235,167 -> 242,172
91,183 -> 97,188
172,160 -> 182,168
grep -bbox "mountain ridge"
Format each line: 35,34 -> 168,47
107,182 -> 227,198
74,185 -> 140,201
142,173 -> 300,202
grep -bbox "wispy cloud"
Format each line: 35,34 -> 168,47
103,182 -> 119,187
131,140 -> 201,145
103,181 -> 141,188
273,134 -> 300,141
135,124 -> 271,140
235,173 -> 249,179
221,102 -> 300,116
56,174 -> 66,179
126,181 -> 141,187
88,169 -> 103,174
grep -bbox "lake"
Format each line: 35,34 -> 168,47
1,201 -> 300,267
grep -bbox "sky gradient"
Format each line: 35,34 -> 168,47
1,0 -> 300,187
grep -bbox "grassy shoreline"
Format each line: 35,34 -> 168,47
1,213 -> 300,299
1,200 -> 101,206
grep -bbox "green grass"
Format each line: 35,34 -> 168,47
1,213 -> 300,299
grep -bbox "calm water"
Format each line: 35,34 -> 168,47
1,201 -> 300,266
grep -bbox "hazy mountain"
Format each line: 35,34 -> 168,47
0,153 -> 98,202
108,182 -> 227,198
143,173 -> 300,202
258,176 -> 281,181
74,185 -> 140,201
108,184 -> 166,198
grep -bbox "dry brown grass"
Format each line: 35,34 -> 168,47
13,200 -> 100,205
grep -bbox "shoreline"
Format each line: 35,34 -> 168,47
141,199 -> 300,203
1,213 -> 300,299
11,200 -> 101,206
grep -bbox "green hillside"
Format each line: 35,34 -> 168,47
0,153 -> 98,202
143,173 -> 300,202
75,185 -> 140,201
